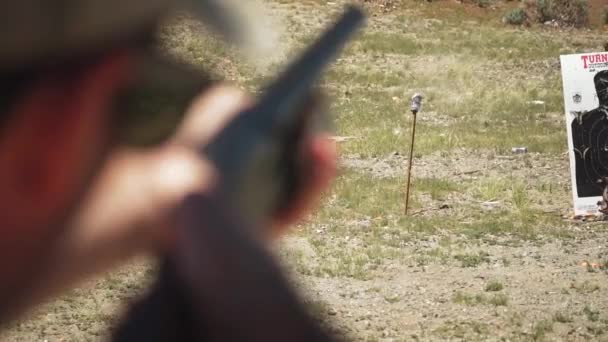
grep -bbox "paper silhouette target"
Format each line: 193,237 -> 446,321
561,53 -> 608,215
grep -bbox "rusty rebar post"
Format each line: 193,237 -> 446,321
405,94 -> 423,215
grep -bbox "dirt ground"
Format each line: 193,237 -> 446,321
282,153 -> 608,341
292,231 -> 608,340
6,154 -> 608,341
263,2 -> 608,340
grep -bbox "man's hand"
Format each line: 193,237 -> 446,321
74,83 -> 336,252
173,84 -> 337,238
22,84 -> 335,313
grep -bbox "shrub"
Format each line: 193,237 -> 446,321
534,0 -> 554,23
504,8 -> 528,25
474,0 -> 492,8
532,0 -> 588,28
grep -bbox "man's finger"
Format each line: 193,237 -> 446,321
271,134 -> 336,235
173,84 -> 251,147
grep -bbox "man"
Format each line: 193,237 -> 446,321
0,0 -> 335,327
571,70 -> 608,198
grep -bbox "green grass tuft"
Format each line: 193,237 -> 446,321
484,281 -> 504,292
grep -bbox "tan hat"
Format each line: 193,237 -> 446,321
0,0 -> 266,71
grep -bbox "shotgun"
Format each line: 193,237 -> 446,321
113,6 -> 365,341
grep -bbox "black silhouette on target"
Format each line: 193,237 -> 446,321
571,70 -> 608,197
